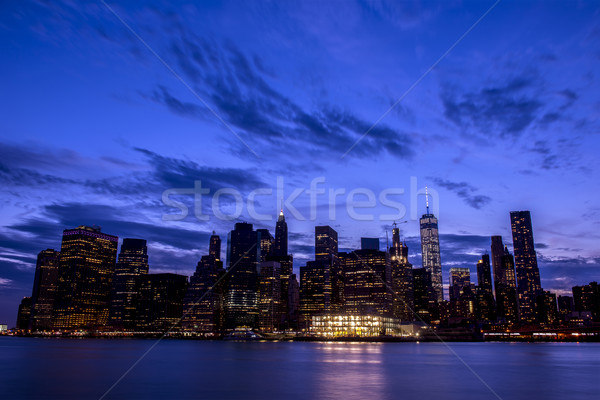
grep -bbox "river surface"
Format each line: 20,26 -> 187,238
1,337 -> 598,399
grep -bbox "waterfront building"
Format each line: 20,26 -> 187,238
108,238 -> 149,330
510,211 -> 543,322
29,249 -> 60,330
135,273 -> 188,331
52,226 -> 118,330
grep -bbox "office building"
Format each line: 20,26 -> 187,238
258,261 -> 282,331
182,253 -> 225,333
510,211 -> 542,322
135,273 -> 188,331
225,222 -> 260,328
299,261 -> 331,330
16,297 -> 32,330
29,249 -> 60,330
109,238 -> 149,330
341,249 -> 392,317
476,255 -> 495,321
389,226 -> 413,321
420,201 -> 443,302
52,226 -> 118,330
273,209 -> 288,257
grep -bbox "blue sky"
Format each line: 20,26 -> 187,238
1,0 -> 599,325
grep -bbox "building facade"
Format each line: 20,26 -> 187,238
510,211 -> 543,322
29,249 -> 60,330
52,226 -> 118,330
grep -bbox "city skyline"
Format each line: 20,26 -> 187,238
9,206 -> 600,330
1,1 -> 599,326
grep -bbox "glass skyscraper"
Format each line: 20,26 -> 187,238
510,211 -> 542,323
420,208 -> 443,302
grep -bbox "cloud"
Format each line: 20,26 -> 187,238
145,26 -> 416,162
428,177 -> 492,209
441,76 -> 544,137
0,278 -> 13,287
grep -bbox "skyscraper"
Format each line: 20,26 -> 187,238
315,225 -> 338,262
182,249 -> 225,333
209,231 -> 221,260
510,211 -> 542,322
572,282 -> 600,321
52,226 -> 118,330
29,249 -> 60,330
225,222 -> 260,328
299,261 -> 331,330
257,229 -> 274,262
315,225 -> 343,311
490,235 -> 504,285
258,261 -> 282,331
273,209 -> 288,257
538,291 -> 559,325
264,209 -> 294,328
449,268 -> 471,301
475,254 -> 495,321
341,249 -> 392,317
109,238 -> 149,330
135,273 -> 188,331
389,226 -> 413,321
412,268 -> 437,323
420,200 -> 443,302
16,297 -> 32,330
495,246 -> 519,323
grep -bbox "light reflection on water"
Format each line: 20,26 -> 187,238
0,338 -> 598,400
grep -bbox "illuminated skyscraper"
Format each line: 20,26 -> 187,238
273,209 -> 288,257
538,291 -> 559,325
135,273 -> 188,331
341,249 -> 392,317
52,226 -> 118,330
389,225 -> 413,321
449,268 -> 471,301
420,194 -> 443,302
182,246 -> 225,333
510,211 -> 542,322
448,268 -> 475,320
29,249 -> 60,330
109,238 -> 149,330
257,229 -> 274,262
258,261 -> 282,331
315,226 -> 342,311
315,225 -> 338,262
299,261 -> 331,330
225,222 -> 260,328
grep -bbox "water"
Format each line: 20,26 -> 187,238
1,337 -> 598,400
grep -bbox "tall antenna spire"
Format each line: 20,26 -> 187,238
425,186 -> 430,214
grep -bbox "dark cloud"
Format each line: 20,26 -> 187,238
428,177 -> 491,209
133,147 -> 265,191
146,27 -> 415,161
441,76 -> 543,137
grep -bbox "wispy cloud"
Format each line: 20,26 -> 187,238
428,177 -> 492,209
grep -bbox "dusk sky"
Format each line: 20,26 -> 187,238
1,0 -> 599,325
